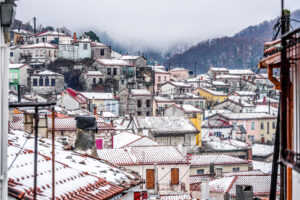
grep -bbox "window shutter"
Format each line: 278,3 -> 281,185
146,169 -> 155,189
171,168 -> 179,185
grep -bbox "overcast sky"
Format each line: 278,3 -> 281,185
16,0 -> 300,50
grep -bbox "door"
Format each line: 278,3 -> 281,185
95,139 -> 103,150
146,169 -> 155,189
171,168 -> 179,185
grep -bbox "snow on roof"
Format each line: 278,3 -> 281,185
226,175 -> 278,196
148,65 -> 166,70
96,59 -> 130,66
252,144 -> 274,157
233,91 -> 256,96
154,68 -> 170,74
229,69 -> 254,75
190,154 -> 249,166
24,94 -> 47,103
12,29 -> 32,34
9,63 -> 28,69
36,31 -> 68,37
154,96 -> 174,102
113,131 -> 141,149
20,42 -> 57,49
122,137 -> 159,148
159,194 -> 193,200
228,95 -> 254,107
204,109 -> 233,118
111,51 -> 122,59
130,89 -> 152,96
169,67 -> 189,72
218,112 -> 276,120
254,105 -> 278,115
169,81 -> 191,88
223,170 -> 265,177
174,104 -> 202,113
209,176 -> 235,193
216,74 -> 240,79
173,93 -> 205,99
78,38 -> 91,43
134,116 -> 198,135
34,70 -> 61,76
91,41 -> 109,47
85,71 -> 104,76
197,87 -> 228,96
102,111 -> 117,118
202,138 -> 247,151
8,145 -> 124,199
98,146 -> 187,165
120,55 -> 141,60
80,92 -> 116,100
209,67 -> 229,72
252,161 -> 272,173
48,118 -> 76,131
8,130 -> 141,193
212,81 -> 228,86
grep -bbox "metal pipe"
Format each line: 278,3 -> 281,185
33,106 -> 39,200
51,107 -> 55,199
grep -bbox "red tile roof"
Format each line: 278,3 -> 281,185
8,145 -> 124,200
9,113 -> 24,131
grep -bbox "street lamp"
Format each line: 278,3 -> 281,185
1,0 -> 16,43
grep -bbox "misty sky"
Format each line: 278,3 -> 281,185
16,0 -> 300,50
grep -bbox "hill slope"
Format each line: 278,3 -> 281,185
167,9 -> 300,74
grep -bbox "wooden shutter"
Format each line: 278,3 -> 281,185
171,168 -> 179,185
146,169 -> 155,189
134,192 -> 141,200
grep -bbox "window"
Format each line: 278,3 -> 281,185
251,122 -> 255,130
107,68 -> 111,75
39,77 -> 43,86
113,68 -> 117,75
214,132 -> 222,138
137,100 -> 142,107
100,49 -> 104,55
146,111 -> 151,116
164,76 -> 167,82
171,168 -> 179,185
197,169 -> 204,175
233,167 -> 240,172
272,121 -> 276,129
233,122 -> 237,128
112,104 -> 115,112
106,103 -> 110,111
14,72 -> 18,79
49,50 -> 51,57
121,80 -> 125,85
146,169 -> 155,189
261,122 -> 264,130
93,78 -> 96,84
51,79 -> 55,86
42,37 -> 45,42
36,50 -> 39,56
146,99 -> 151,107
137,112 -> 142,116
10,52 -> 13,57
200,101 -> 203,109
83,44 -> 88,50
33,78 -> 38,86
45,77 -> 49,86
158,76 -> 161,82
267,122 -> 270,134
99,78 -> 103,84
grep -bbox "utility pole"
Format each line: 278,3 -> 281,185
33,17 -> 36,34
268,90 -> 271,114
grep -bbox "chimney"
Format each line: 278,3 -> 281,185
110,119 -> 114,127
209,163 -> 215,175
113,91 -> 117,99
93,106 -> 98,120
236,185 -> 253,200
73,32 -> 77,43
263,96 -> 266,103
247,147 -> 253,160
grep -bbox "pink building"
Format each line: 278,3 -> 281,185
169,67 -> 190,81
154,69 -> 171,94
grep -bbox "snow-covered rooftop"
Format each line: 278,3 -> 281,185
229,69 -> 254,75
80,92 -> 116,100
252,144 -> 274,157
113,131 -> 141,149
190,154 -> 249,166
233,91 -> 256,96
174,104 -> 202,113
154,68 -> 170,74
212,81 -> 228,86
154,96 -> 174,102
96,59 -> 130,66
216,74 -> 240,79
169,67 -> 189,72
9,63 -> 28,69
218,112 -> 276,120
130,89 -> 152,96
85,71 -> 104,76
98,146 -> 187,165
197,87 -> 228,96
20,42 -> 57,49
209,67 -> 229,72
34,70 -> 61,76
134,116 -> 198,135
120,55 -> 141,60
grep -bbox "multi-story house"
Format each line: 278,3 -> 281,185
9,45 -> 21,63
168,67 -> 190,81
228,69 -> 255,81
91,41 -> 111,59
93,58 -> 135,91
209,112 -> 277,144
8,63 -> 31,91
207,67 -> 229,79
192,87 -> 228,107
214,96 -> 256,113
30,70 -> 65,95
131,89 -> 153,116
172,93 -> 206,109
160,81 -> 192,97
20,43 -> 58,66
215,74 -> 241,92
58,37 -> 91,61
34,31 -> 72,44
153,96 -> 176,116
80,71 -> 105,91
154,68 -> 171,94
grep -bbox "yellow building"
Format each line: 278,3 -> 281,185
189,113 -> 202,147
192,87 -> 228,105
